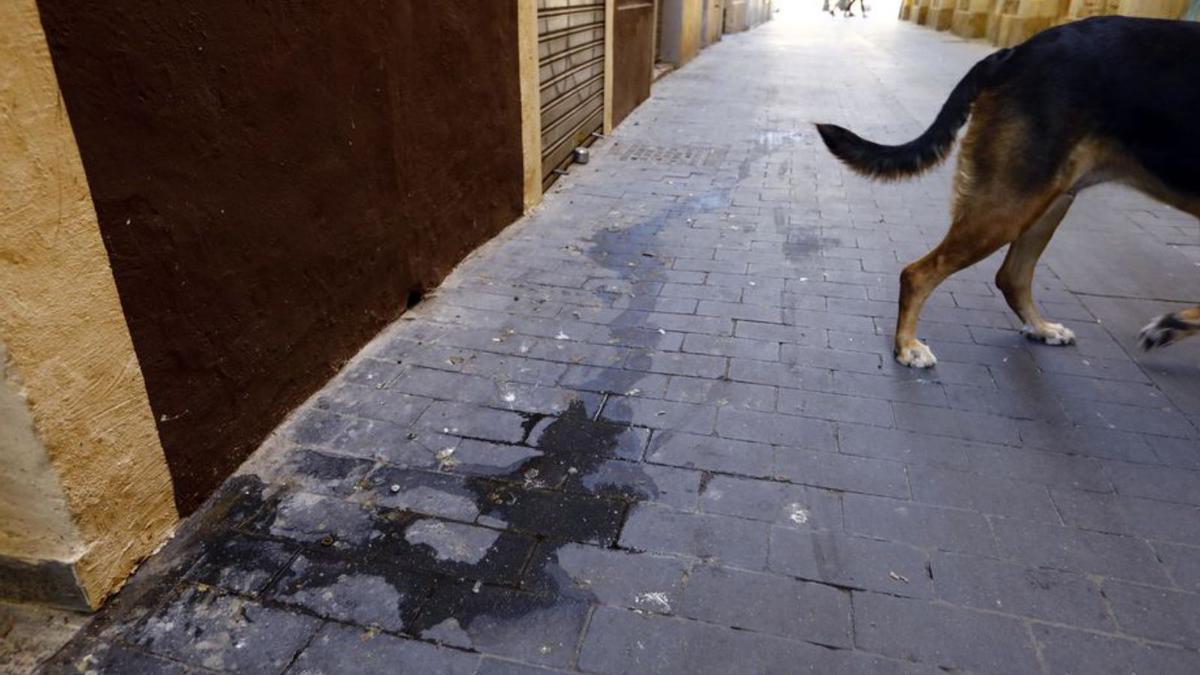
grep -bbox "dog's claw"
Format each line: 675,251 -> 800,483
896,341 -> 937,368
1022,322 -> 1076,346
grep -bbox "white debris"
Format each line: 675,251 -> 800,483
555,331 -> 571,340
788,504 -> 810,525
635,592 -> 672,613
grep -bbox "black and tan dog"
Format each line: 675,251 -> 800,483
817,16 -> 1200,368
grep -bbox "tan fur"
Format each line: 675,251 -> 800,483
894,101 -> 1200,364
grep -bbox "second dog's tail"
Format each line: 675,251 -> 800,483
815,48 -> 1013,180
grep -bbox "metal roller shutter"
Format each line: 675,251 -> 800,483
538,0 -> 606,189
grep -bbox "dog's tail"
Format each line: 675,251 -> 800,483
815,48 -> 1013,180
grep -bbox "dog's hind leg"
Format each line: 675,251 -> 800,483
995,193 -> 1077,345
1139,307 -> 1200,351
896,187 -> 1061,368
896,214 -> 1018,367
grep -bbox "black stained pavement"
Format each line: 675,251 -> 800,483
39,6 -> 1200,675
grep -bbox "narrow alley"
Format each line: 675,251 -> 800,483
39,4 -> 1200,674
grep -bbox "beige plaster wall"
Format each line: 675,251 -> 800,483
1,0 -> 178,608
660,0 -> 704,66
0,340 -> 82,562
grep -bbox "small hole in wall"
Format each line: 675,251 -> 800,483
406,287 -> 425,310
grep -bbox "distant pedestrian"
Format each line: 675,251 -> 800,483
835,0 -> 868,16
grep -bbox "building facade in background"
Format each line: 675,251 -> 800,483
902,0 -> 1191,46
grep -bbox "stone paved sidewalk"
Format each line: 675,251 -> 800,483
43,5 -> 1200,674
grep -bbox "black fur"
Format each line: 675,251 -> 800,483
816,17 -> 1200,194
814,48 -> 1012,180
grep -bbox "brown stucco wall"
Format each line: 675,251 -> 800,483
37,2 -> 526,513
660,0 -> 704,66
2,0 -> 177,608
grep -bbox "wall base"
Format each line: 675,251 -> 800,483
0,554 -> 89,611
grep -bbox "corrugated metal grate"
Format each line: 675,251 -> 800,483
538,0 -> 606,189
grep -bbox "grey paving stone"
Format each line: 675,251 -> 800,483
1147,434 -> 1200,471
716,407 -> 837,450
356,466 -> 480,521
1156,542 -> 1200,592
623,350 -> 727,379
826,369 -> 949,406
1052,488 -> 1200,545
292,619 -> 484,672
727,357 -> 834,390
602,396 -> 717,433
776,388 -> 893,426
964,443 -> 1113,492
128,586 -> 320,672
1033,623 -> 1200,675
316,382 -> 434,427
326,419 -> 444,467
412,583 -> 590,669
244,490 -> 389,550
768,527 -> 932,598
41,641 -> 190,675
475,659 -> 569,675
774,447 -> 909,498
1016,420 -> 1159,464
416,401 -> 529,444
678,564 -> 851,647
292,408 -> 355,446
339,356 -> 408,389
1104,580 -> 1200,649
619,504 -> 769,570
892,402 -> 1021,445
579,606 -> 926,675
853,591 -> 1041,674
1104,461 -> 1200,506
268,550 -> 435,632
698,474 -> 841,529
646,431 -> 775,478
391,365 -> 501,405
577,460 -> 701,510
907,463 -> 1059,522
184,532 -> 295,596
551,543 -> 689,614
664,375 -> 777,412
780,343 -> 883,374
1060,397 -> 1198,438
271,448 -> 375,498
843,494 -> 995,555
558,365 -> 670,398
931,551 -> 1113,629
991,517 -> 1169,585
836,423 -> 969,468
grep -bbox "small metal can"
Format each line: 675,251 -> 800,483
573,147 -> 590,165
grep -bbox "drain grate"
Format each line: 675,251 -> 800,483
617,143 -> 728,167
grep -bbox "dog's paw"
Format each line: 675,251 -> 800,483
1139,313 -> 1188,351
1022,322 -> 1076,346
896,341 -> 937,368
